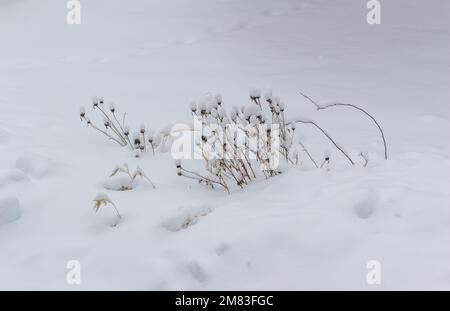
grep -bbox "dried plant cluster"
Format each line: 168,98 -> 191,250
79,96 -> 164,157
175,89 -> 386,193
175,90 -> 311,193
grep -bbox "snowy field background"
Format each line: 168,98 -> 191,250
1,0 -> 450,290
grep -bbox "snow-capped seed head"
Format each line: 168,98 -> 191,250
215,93 -> 222,106
103,116 -> 110,128
279,101 -> 285,111
249,88 -> 261,99
80,107 -> 86,117
264,91 -> 273,102
109,102 -> 116,113
190,101 -> 197,112
274,105 -> 280,113
174,159 -> 182,168
133,133 -> 141,146
92,97 -> 99,108
134,150 -> 141,158
249,115 -> 258,125
98,97 -> 104,105
176,167 -> 182,176
140,124 -> 146,134
123,125 -> 130,136
199,101 -> 207,114
244,104 -> 261,119
290,121 -> 296,130
324,150 -> 331,161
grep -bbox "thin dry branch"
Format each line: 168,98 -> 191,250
288,118 -> 355,165
299,91 -> 388,160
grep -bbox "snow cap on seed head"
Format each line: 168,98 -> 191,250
103,116 -> 110,127
249,88 -> 261,99
264,90 -> 273,102
190,101 -> 197,112
92,96 -> 99,107
199,101 -> 207,114
133,132 -> 141,143
215,93 -> 222,106
244,104 -> 261,119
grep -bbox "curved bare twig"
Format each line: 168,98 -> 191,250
299,91 -> 388,160
288,118 -> 355,165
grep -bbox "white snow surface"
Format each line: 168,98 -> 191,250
0,0 -> 450,290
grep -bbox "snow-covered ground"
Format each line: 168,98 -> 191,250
1,0 -> 450,290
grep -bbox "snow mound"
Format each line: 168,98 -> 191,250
0,169 -> 30,187
14,154 -> 55,179
0,197 -> 21,226
162,204 -> 215,232
101,175 -> 134,191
